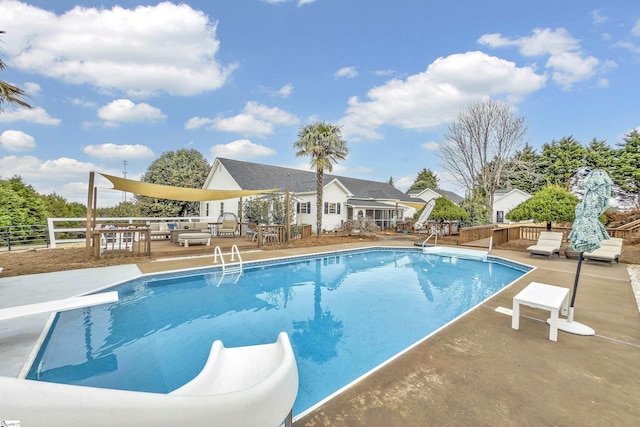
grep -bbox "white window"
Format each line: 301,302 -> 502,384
324,202 -> 341,214
297,202 -> 311,214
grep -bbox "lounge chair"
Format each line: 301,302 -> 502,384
527,232 -> 563,258
217,213 -> 238,237
584,237 -> 623,265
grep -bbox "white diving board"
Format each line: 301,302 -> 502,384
0,291 -> 119,321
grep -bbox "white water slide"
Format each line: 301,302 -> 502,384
413,198 -> 436,236
1,322 -> 299,427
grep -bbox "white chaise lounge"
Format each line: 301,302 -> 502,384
527,232 -> 563,258
0,332 -> 298,427
584,237 -> 623,265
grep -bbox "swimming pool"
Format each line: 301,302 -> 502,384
27,247 -> 531,417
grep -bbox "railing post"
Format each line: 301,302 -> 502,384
47,218 -> 57,249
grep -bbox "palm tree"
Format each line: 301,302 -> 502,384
294,121 -> 348,237
1,31 -> 31,111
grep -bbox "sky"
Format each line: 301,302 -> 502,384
0,0 -> 639,208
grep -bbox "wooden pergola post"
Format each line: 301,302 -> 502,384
286,189 -> 290,243
85,171 -> 95,259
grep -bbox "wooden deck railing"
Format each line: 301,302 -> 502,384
92,224 -> 151,258
475,224 -> 629,248
610,218 -> 640,238
459,225 -> 495,244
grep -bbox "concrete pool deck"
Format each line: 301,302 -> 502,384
1,240 -> 639,426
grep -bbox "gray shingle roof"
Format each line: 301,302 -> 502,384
437,189 -> 464,204
218,158 -> 416,203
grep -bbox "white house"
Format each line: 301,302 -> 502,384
200,158 -> 423,232
492,189 -> 532,224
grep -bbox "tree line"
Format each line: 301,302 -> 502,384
405,98 -> 639,228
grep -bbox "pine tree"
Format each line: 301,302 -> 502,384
613,130 -> 640,197
538,136 -> 586,188
407,168 -> 439,192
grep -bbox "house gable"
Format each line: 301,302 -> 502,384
411,188 -> 463,205
492,189 -> 532,223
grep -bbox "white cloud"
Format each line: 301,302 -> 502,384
394,175 -> 414,192
71,98 -> 97,108
421,141 -> 439,151
374,69 -> 397,77
185,101 -> 299,137
214,114 -> 275,136
185,117 -> 216,130
0,1 -> 237,97
479,28 -> 579,56
546,51 -> 599,87
0,155 -> 98,182
83,143 -> 155,160
22,81 -> 41,95
614,40 -> 640,54
633,18 -> 640,36
0,154 -> 131,206
0,106 -> 61,125
0,130 -> 35,151
591,10 -> 608,24
97,99 -> 167,126
259,83 -> 294,98
278,84 -> 294,97
340,51 -> 546,140
335,66 -> 358,78
209,139 -> 277,159
478,27 -> 601,89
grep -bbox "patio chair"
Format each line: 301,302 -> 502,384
99,231 -> 134,256
245,223 -> 259,241
584,237 -> 623,265
217,212 -> 238,237
527,231 -> 563,258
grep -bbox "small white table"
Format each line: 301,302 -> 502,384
512,282 -> 569,342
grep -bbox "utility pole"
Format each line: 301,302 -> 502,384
122,160 -> 128,202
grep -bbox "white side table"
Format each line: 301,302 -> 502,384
512,282 -> 569,342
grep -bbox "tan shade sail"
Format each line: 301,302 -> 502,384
99,173 -> 278,202
400,202 -> 427,210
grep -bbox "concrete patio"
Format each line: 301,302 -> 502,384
1,239 -> 639,426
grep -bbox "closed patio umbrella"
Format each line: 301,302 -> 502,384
559,169 -> 613,335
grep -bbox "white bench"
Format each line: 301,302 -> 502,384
512,282 -> 569,342
177,232 -> 211,247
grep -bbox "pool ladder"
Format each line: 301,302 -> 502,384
418,232 -> 438,247
213,245 -> 243,285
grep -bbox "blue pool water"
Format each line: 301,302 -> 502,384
28,248 -> 530,417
